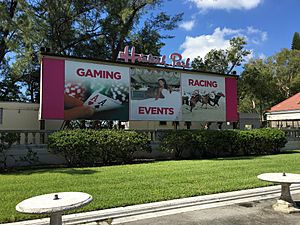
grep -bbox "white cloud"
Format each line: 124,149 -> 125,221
179,20 -> 196,31
246,26 -> 267,44
189,0 -> 262,10
180,27 -> 236,59
258,53 -> 266,59
180,26 -> 267,60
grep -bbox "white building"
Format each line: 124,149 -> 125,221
0,102 -> 62,130
265,92 -> 300,128
0,101 -> 259,130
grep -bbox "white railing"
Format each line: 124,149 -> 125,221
282,129 -> 300,140
1,128 -> 298,145
0,129 -> 169,145
0,130 -> 56,145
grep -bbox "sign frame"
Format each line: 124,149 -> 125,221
39,53 -> 238,122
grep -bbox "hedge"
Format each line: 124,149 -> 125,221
159,128 -> 287,159
0,133 -> 19,169
48,129 -> 151,166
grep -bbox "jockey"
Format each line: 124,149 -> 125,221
192,89 -> 199,97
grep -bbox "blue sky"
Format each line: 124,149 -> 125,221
154,0 -> 299,63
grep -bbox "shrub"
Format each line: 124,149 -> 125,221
159,128 -> 287,159
236,128 -> 287,155
159,130 -> 199,159
93,130 -> 151,164
0,133 -> 19,169
196,130 -> 239,158
48,129 -> 98,166
48,129 -> 151,166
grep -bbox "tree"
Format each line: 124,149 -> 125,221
270,48 -> 300,98
1,0 -> 182,103
129,12 -> 182,56
0,0 -> 18,64
192,49 -> 228,73
292,32 -> 300,50
9,0 -> 105,102
0,0 -> 29,101
238,59 -> 280,122
0,63 -> 23,101
239,48 -> 300,120
72,1 -> 183,60
192,37 -> 251,74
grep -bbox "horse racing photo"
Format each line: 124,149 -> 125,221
181,73 -> 226,122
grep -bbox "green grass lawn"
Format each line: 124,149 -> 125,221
1,150 -> 300,223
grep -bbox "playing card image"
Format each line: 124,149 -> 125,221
84,91 -> 122,112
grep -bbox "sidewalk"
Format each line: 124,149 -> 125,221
119,194 -> 300,225
3,185 -> 300,225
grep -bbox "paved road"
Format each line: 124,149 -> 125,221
119,194 -> 300,225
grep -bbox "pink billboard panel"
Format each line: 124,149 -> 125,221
225,77 -> 238,122
40,57 -> 65,119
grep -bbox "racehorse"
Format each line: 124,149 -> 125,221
190,94 -> 199,111
190,93 -> 210,111
189,92 -> 225,112
208,92 -> 225,106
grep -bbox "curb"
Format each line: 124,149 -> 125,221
3,184 -> 300,225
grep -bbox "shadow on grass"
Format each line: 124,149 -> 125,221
210,150 -> 300,161
211,155 -> 267,161
278,150 -> 300,155
51,168 -> 98,175
1,167 -> 99,176
0,159 -> 158,175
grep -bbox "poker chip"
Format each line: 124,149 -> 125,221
68,81 -> 129,106
65,83 -> 86,101
109,83 -> 129,104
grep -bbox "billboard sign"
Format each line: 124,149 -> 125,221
130,68 -> 181,121
40,55 -> 237,122
181,73 -> 226,122
64,60 -> 129,121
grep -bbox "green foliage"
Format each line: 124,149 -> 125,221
17,147 -> 39,165
192,49 -> 228,73
48,129 -> 151,166
0,133 -> 19,169
192,36 -> 250,74
48,129 -> 99,166
159,130 -> 199,159
0,63 -> 23,101
0,0 -> 26,101
292,32 -> 300,50
199,130 -> 239,158
239,48 -> 300,115
0,0 -> 19,63
0,0 -> 182,102
159,129 -> 287,159
130,12 -> 183,56
95,130 -> 151,164
238,59 -> 279,117
237,129 -> 287,155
